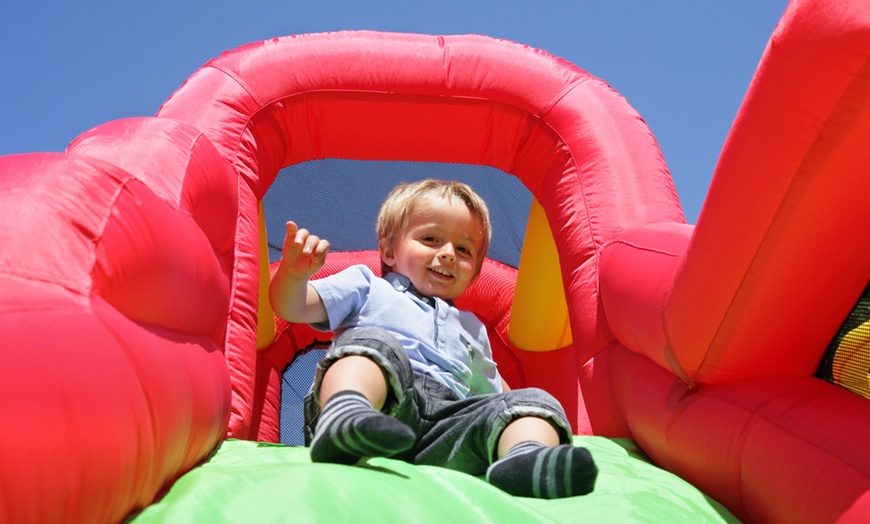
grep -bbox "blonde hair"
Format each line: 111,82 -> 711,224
376,179 -> 491,277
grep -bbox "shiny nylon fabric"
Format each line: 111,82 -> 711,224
132,437 -> 737,524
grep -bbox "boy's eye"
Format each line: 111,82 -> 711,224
458,246 -> 475,257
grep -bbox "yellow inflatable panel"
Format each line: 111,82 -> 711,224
508,198 -> 572,351
257,202 -> 276,349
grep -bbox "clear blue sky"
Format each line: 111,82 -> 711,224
1,1 -> 788,223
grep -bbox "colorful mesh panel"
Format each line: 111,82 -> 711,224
818,283 -> 870,398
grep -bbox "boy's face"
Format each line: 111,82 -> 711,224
379,194 -> 483,300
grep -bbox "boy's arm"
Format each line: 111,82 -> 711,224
269,221 -> 330,324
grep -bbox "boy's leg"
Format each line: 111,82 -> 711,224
486,415 -> 597,499
412,383 -> 597,499
310,355 -> 415,464
496,415 -> 560,454
320,355 -> 388,409
305,328 -> 416,465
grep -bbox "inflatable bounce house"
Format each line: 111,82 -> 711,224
2,0 -> 869,521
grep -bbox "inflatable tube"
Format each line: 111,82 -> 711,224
1,121 -> 234,522
156,30 -> 681,437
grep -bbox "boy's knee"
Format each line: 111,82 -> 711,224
326,327 -> 413,411
326,328 -> 403,371
505,387 -> 561,410
332,327 -> 403,358
500,388 -> 572,441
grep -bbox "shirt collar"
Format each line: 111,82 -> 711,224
384,272 -> 452,307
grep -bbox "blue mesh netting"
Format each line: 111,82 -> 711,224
279,348 -> 327,446
264,159 -> 532,268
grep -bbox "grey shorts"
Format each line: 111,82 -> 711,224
303,327 -> 573,475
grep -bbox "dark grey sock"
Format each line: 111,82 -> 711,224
309,391 -> 415,465
486,441 -> 598,498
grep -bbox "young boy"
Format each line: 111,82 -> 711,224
269,179 -> 597,499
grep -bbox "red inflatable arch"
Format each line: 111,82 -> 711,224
151,29 -> 683,440
1,0 -> 869,521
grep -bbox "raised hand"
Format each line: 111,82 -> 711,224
278,221 -> 330,279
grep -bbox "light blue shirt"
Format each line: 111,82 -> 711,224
309,264 -> 502,398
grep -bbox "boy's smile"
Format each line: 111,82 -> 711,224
379,194 -> 484,300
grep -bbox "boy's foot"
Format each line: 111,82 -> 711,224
310,390 -> 415,465
486,441 -> 598,498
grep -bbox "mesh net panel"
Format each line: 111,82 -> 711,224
817,282 -> 870,399
267,159 -> 532,445
280,348 -> 327,445
264,159 -> 532,268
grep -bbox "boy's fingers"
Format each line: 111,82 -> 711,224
283,222 -> 302,251
285,222 -> 313,254
285,221 -> 299,239
295,228 -> 310,247
280,221 -> 329,272
313,239 -> 330,262
302,234 -> 321,255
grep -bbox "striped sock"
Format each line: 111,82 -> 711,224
309,391 -> 415,465
486,441 -> 598,499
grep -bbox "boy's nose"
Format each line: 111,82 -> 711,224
438,243 -> 456,261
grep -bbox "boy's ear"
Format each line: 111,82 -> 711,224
378,238 -> 395,267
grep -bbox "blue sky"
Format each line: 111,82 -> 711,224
1,1 -> 788,223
